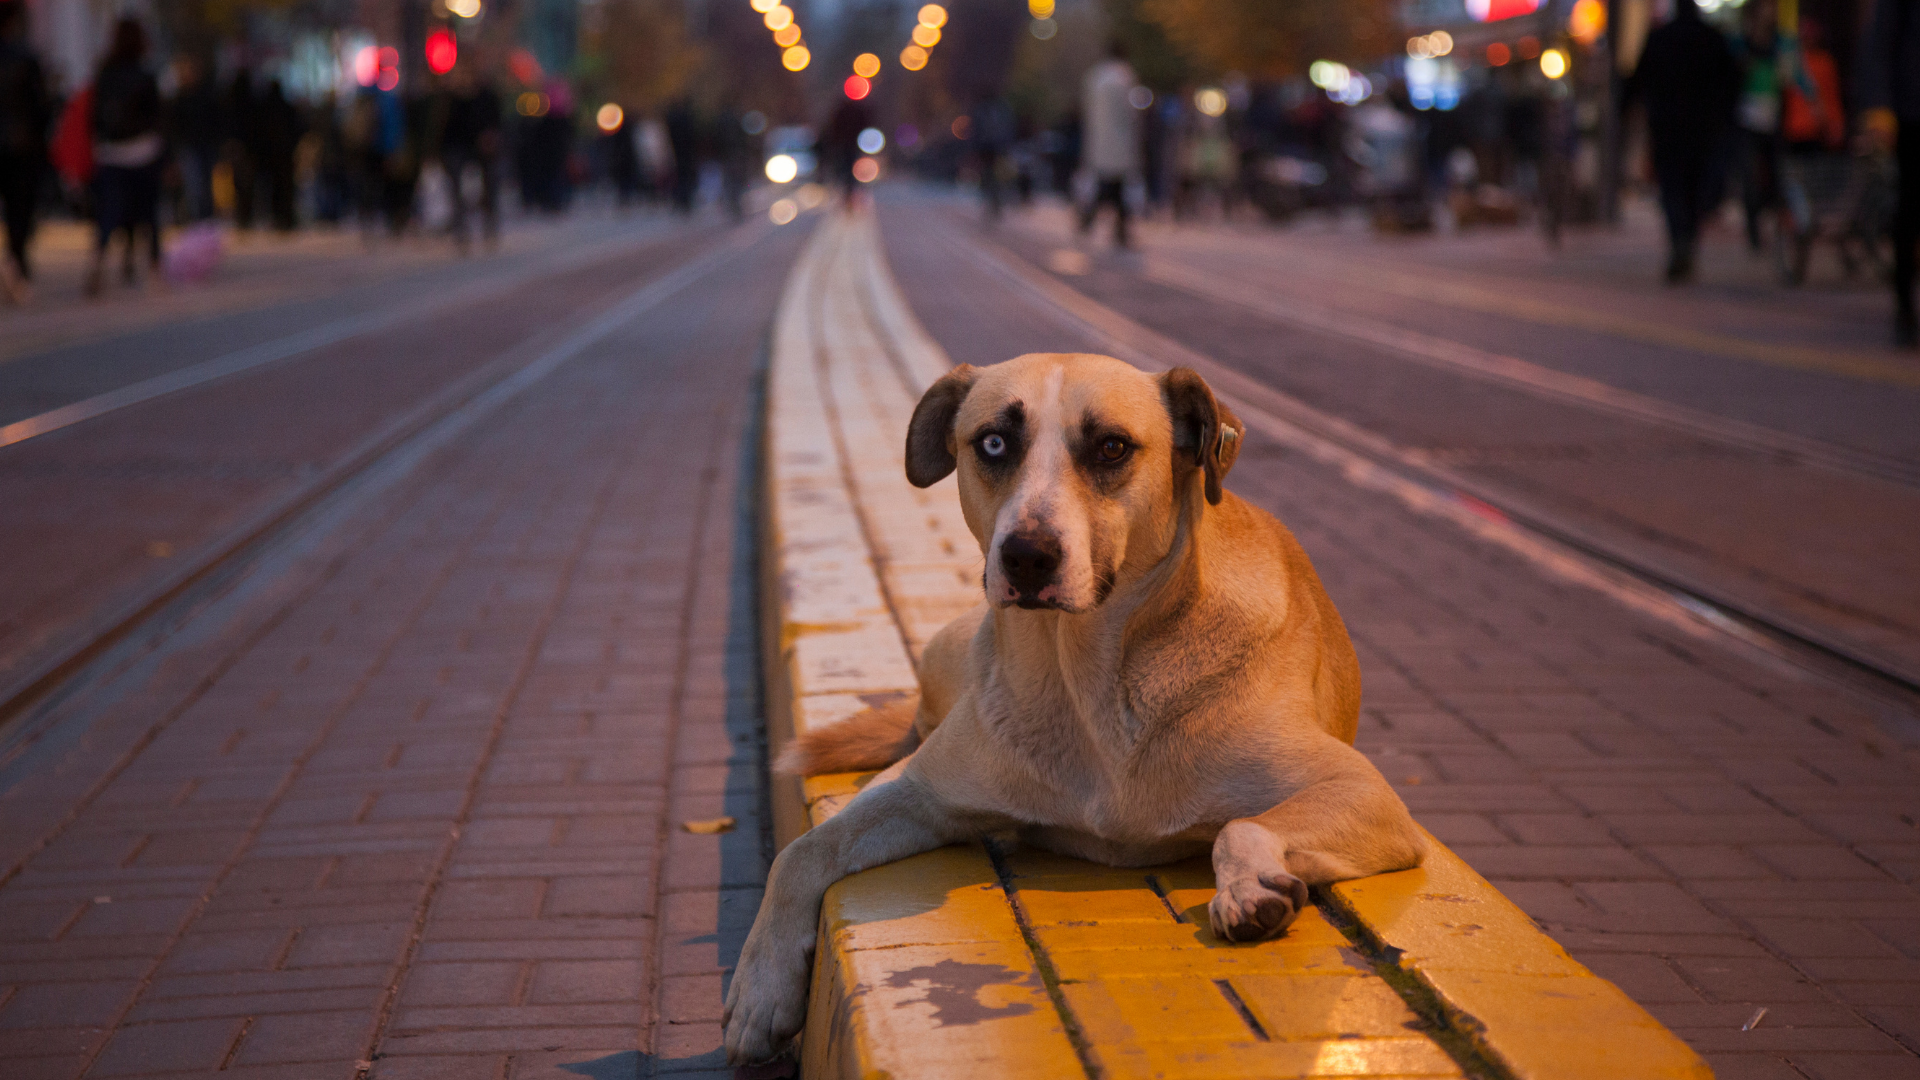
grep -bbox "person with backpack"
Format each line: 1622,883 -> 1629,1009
0,0 -> 48,303
88,17 -> 164,296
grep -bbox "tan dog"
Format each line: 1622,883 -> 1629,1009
724,354 -> 1425,1064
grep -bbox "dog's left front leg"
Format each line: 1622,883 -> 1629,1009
1209,746 -> 1425,943
723,773 -> 987,1065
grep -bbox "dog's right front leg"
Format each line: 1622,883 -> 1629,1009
722,773 -> 982,1065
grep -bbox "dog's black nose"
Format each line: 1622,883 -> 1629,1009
1000,532 -> 1062,596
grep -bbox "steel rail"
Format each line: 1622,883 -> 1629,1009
0,225 -> 767,774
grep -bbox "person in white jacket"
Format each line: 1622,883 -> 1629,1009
1079,42 -> 1139,247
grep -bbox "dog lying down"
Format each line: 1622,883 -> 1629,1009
724,353 -> 1425,1065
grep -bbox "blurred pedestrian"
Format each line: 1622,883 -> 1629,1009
0,0 -> 49,303
228,69 -> 259,229
665,98 -> 698,213
1859,0 -> 1920,345
715,102 -> 752,222
971,96 -> 1015,223
1734,0 -> 1781,251
1626,0 -> 1741,283
87,18 -> 165,297
518,80 -> 572,214
1079,40 -> 1139,247
437,68 -> 500,249
255,79 -> 302,231
169,54 -> 221,222
817,96 -> 872,209
310,94 -> 351,223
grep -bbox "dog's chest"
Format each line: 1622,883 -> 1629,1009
978,682 -> 1198,841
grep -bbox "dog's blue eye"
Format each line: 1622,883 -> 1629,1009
981,434 -> 1007,457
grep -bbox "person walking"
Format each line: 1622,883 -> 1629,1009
1078,41 -> 1139,248
0,0 -> 49,303
87,18 -> 165,296
1859,0 -> 1920,346
817,96 -> 872,209
255,78 -> 302,231
1626,0 -> 1741,283
168,54 -> 221,222
441,69 -> 501,248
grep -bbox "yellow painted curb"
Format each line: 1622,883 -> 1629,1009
761,211 -> 1713,1079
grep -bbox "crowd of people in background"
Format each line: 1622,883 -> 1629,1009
0,0 -> 1915,344
934,0 -> 1911,345
0,1 -> 740,306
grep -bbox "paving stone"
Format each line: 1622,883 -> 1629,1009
0,222 -> 800,1079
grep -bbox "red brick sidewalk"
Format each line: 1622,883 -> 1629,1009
0,223 -> 807,1080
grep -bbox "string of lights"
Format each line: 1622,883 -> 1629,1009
900,5 -> 944,71
751,0 -> 812,71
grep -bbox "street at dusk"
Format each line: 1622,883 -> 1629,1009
1,0 -> 1917,1078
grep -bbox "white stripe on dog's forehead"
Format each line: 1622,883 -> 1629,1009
1038,365 -> 1065,419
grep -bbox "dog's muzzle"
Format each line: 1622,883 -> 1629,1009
999,531 -> 1063,608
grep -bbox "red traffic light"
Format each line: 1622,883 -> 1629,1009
426,29 -> 458,75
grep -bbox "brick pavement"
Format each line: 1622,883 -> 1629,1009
0,220 -> 806,1079
879,199 -> 1920,1080
0,220 -> 720,709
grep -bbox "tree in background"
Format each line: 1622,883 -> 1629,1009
582,0 -> 702,114
1141,0 -> 1394,79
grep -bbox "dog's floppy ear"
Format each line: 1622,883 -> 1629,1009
905,365 -> 978,487
1159,367 -> 1242,505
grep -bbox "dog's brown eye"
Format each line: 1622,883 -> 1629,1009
1097,438 -> 1129,463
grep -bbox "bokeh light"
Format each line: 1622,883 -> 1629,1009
353,46 -> 379,86
742,111 -> 767,135
853,53 -> 881,78
1030,18 -> 1056,39
1194,87 -> 1228,117
1569,0 -> 1606,44
843,75 -> 870,100
911,24 -> 941,47
447,0 -> 481,17
951,115 -> 971,139
917,4 -> 947,28
1465,0 -> 1542,20
797,183 -> 828,209
900,45 -> 928,70
1517,36 -> 1541,59
763,5 -> 793,31
425,30 -> 458,75
856,127 -> 885,154
765,154 -> 798,183
852,157 -> 880,183
769,199 -> 798,225
1127,86 -> 1153,109
596,103 -> 624,131
1028,0 -> 1054,16
750,0 -> 777,11
1539,47 -> 1568,78
1407,30 -> 1453,58
773,24 -> 802,46
1486,42 -> 1512,65
782,45 -> 810,71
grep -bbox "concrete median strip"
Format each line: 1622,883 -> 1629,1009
760,210 -> 1713,1078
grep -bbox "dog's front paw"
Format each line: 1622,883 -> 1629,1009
1209,870 -> 1309,943
723,941 -> 810,1066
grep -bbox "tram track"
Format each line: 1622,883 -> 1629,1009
0,225 -> 766,777
948,228 -> 1920,737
